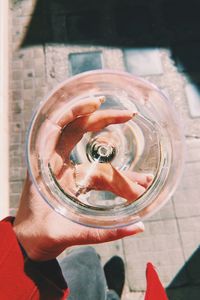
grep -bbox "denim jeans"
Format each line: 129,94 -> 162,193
59,246 -> 120,300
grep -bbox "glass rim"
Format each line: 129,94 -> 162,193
26,69 -> 185,228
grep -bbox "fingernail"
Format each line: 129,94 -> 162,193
99,96 -> 106,104
132,112 -> 138,118
127,221 -> 145,233
135,221 -> 145,232
146,174 -> 154,183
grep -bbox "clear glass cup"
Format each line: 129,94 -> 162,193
26,70 -> 185,228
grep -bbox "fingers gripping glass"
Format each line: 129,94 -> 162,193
26,70 -> 184,228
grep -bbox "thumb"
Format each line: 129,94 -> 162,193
115,221 -> 145,239
95,221 -> 145,244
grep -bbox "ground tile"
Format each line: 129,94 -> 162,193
177,216 -> 200,261
185,139 -> 200,162
69,51 -> 103,75
173,162 -> 200,218
123,219 -> 185,290
123,48 -> 163,76
185,82 -> 200,118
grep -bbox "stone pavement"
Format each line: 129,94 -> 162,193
9,1 -> 200,299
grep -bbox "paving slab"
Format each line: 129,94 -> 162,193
173,162 -> 200,219
185,82 -> 200,118
177,216 -> 200,261
123,219 -> 185,290
123,48 -> 163,76
185,138 -> 200,162
69,51 -> 103,75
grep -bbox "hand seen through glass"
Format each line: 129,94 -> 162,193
14,97 -> 152,261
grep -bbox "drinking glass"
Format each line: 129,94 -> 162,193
26,70 -> 184,228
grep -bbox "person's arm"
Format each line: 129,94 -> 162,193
0,217 -> 69,300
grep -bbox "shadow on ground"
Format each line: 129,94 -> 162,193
167,246 -> 200,300
13,0 -> 200,89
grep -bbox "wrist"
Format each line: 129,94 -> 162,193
13,219 -> 40,261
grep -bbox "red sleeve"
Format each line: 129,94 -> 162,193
145,262 -> 169,300
0,217 -> 70,300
